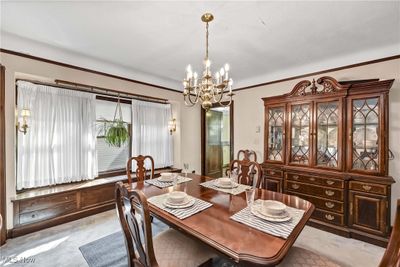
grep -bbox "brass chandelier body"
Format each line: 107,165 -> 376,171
183,13 -> 233,111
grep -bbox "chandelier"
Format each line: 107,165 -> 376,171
183,13 -> 233,111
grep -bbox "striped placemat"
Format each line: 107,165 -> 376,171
147,193 -> 212,220
145,176 -> 192,188
230,199 -> 305,239
200,179 -> 251,195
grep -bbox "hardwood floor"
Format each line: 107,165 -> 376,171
0,210 -> 385,267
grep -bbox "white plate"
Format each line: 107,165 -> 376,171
251,205 -> 291,222
214,180 -> 239,189
157,177 -> 175,182
163,197 -> 195,209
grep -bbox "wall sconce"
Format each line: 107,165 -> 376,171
16,108 -> 31,135
168,118 -> 176,135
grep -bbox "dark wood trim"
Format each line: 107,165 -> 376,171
201,102 -> 234,176
0,48 -> 181,93
0,64 -> 6,246
235,54 -> 400,91
16,78 -> 169,104
95,95 -> 132,104
55,79 -> 169,103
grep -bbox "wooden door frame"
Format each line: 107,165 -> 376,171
201,101 -> 234,176
0,64 -> 6,245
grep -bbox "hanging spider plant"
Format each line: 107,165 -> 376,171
99,96 -> 130,147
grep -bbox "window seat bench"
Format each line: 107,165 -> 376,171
9,168 -> 182,238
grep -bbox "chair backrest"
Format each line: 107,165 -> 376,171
229,158 -> 263,188
379,199 -> 400,267
115,182 -> 158,267
237,149 -> 257,162
126,155 -> 155,183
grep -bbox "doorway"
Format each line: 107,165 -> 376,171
201,102 -> 233,178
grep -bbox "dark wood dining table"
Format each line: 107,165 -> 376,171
123,173 -> 314,267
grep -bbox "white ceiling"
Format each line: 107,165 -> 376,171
1,1 -> 399,91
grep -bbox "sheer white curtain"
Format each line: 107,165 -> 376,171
16,81 -> 98,190
131,100 -> 173,169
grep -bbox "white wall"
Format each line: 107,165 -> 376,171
0,52 -> 201,229
2,51 -> 399,229
232,58 -> 400,223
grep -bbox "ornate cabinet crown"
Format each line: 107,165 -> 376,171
262,76 -> 395,247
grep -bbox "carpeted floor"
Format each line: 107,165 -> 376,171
79,218 -> 233,267
79,218 -> 168,267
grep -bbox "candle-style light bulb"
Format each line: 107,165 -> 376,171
186,64 -> 192,73
224,63 -> 230,71
220,68 -> 225,76
214,72 -> 219,84
205,59 -> 211,68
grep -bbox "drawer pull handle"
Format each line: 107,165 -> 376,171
31,214 -> 35,218
325,190 -> 335,196
270,171 -> 275,175
325,214 -> 335,221
326,180 -> 334,185
291,184 -> 300,190
292,175 -> 299,180
309,177 -> 316,182
325,202 -> 335,209
362,185 -> 372,191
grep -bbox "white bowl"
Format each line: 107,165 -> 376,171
261,200 -> 287,216
218,178 -> 232,186
159,172 -> 173,181
168,191 -> 187,204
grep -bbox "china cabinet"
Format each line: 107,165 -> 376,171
262,76 -> 394,246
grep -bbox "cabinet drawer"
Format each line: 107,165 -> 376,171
286,190 -> 344,214
19,201 -> 77,225
19,192 -> 76,213
264,169 -> 283,178
286,181 -> 344,201
80,184 -> 115,209
286,173 -> 344,189
264,177 -> 282,192
349,181 -> 387,195
312,209 -> 345,226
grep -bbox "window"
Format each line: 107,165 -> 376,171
95,98 -> 131,173
16,81 -> 173,190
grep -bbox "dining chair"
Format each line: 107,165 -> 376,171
226,149 -> 258,176
277,246 -> 341,267
229,157 -> 263,188
115,182 -> 215,267
379,199 -> 400,267
126,155 -> 155,183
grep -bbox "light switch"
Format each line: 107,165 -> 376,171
255,126 -> 261,133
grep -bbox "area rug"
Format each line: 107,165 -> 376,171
79,219 -> 168,267
79,218 -> 233,267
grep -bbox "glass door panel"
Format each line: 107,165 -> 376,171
290,103 -> 311,165
352,97 -> 380,171
316,101 -> 339,168
267,106 -> 284,162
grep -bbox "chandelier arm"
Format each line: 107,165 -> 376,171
215,94 -> 233,108
186,88 -> 201,105
184,94 -> 198,107
212,85 -> 226,103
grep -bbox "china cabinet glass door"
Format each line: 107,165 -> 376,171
266,106 -> 285,162
315,101 -> 340,169
351,97 -> 380,173
289,103 -> 311,165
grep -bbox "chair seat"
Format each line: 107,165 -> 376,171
278,247 -> 341,267
154,228 -> 215,267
